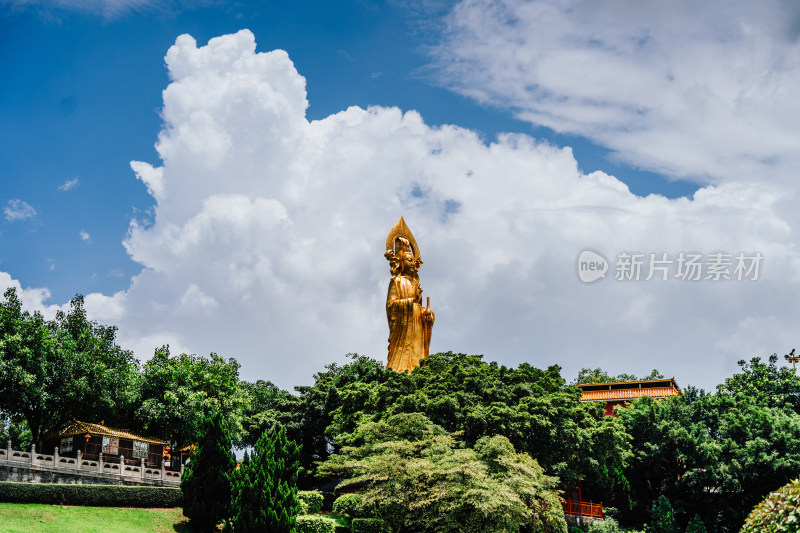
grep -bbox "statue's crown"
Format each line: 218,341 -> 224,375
385,216 -> 420,260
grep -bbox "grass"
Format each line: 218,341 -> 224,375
323,512 -> 351,527
0,503 -> 191,532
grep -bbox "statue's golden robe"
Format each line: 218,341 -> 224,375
384,216 -> 434,373
386,274 -> 433,373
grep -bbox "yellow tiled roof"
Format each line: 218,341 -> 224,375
49,420 -> 168,446
580,386 -> 681,402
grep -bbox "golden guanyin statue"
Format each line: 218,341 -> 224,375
385,217 -> 435,372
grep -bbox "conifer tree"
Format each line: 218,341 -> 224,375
685,514 -> 707,533
232,424 -> 302,533
181,411 -> 235,532
649,496 -> 678,533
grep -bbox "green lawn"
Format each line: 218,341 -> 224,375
0,503 -> 191,532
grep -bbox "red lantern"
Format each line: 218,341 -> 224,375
84,433 -> 91,442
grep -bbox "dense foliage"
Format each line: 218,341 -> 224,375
231,424 -> 302,533
137,345 -> 246,445
4,287 -> 800,533
261,352 -> 631,508
0,288 -> 138,445
181,411 -> 236,532
319,412 -> 567,533
741,477 -> 800,533
617,356 -> 800,532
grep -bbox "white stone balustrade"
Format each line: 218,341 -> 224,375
0,442 -> 180,485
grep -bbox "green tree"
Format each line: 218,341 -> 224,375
649,496 -> 677,533
0,288 -> 138,446
684,514 -> 706,533
232,424 -> 302,533
137,346 -> 245,446
278,352 -> 631,505
239,379 -> 294,448
319,413 -> 567,533
181,411 -> 235,532
575,368 -> 663,384
617,367 -> 800,533
717,355 -> 800,411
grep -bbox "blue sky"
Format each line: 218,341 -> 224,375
0,0 -> 695,303
2,0 -> 798,390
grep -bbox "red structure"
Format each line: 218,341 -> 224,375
577,378 -> 682,417
562,499 -> 604,519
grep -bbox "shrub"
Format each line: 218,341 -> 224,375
299,490 -> 324,514
0,481 -> 181,507
742,477 -> 800,533
585,518 -> 644,533
588,517 -> 622,533
351,518 -> 386,533
297,515 -> 336,533
332,493 -> 371,518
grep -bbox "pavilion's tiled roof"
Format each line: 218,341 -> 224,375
580,386 -> 681,402
577,378 -> 681,403
49,420 -> 168,446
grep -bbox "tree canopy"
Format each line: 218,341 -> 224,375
0,288 -> 138,445
136,345 -> 246,446
319,412 -> 567,533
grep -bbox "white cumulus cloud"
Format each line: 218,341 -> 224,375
5,29 -> 799,392
429,0 -> 800,185
3,199 -> 37,222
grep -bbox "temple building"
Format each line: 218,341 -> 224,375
577,378 -> 682,416
42,420 -> 168,468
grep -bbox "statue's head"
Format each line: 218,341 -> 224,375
385,217 -> 422,277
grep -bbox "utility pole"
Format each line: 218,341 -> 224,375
785,349 -> 800,372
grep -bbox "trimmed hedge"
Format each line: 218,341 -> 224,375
297,514 -> 336,533
351,518 -> 386,533
299,490 -> 324,514
333,493 -> 366,518
0,481 -> 182,507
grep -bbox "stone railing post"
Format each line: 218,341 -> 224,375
30,444 -> 35,465
54,447 -> 59,469
98,452 -> 104,473
140,457 -> 145,479
76,450 -> 82,470
6,440 -> 11,461
120,455 -> 125,477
